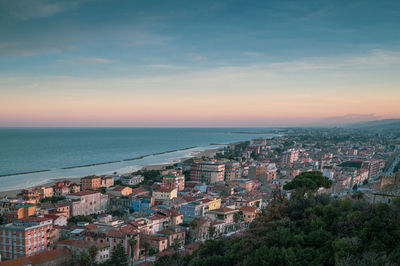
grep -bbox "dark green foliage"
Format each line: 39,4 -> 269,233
40,195 -> 66,203
68,215 -> 93,224
155,195 -> 400,266
107,243 -> 128,266
283,171 -> 332,195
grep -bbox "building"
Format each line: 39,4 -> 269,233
224,161 -> 241,181
101,175 -> 115,188
66,191 -> 108,216
39,186 -> 54,199
18,189 -> 41,204
152,187 -> 178,201
248,163 -> 267,180
56,239 -> 110,263
141,234 -> 168,253
0,216 -> 54,260
81,176 -> 102,191
239,206 -> 260,223
362,159 -> 385,178
107,186 -> 133,197
229,179 -> 257,192
180,201 -> 208,222
120,175 -> 144,186
162,175 -> 185,191
52,181 -> 80,197
131,196 -> 155,212
281,149 -> 300,165
0,199 -> 37,224
206,207 -> 239,224
190,161 -> 225,184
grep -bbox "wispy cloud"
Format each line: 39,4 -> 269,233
0,0 -> 86,20
188,53 -> 207,61
79,57 -> 116,64
243,51 -> 263,57
148,64 -> 180,69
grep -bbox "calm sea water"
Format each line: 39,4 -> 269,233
0,128 -> 276,191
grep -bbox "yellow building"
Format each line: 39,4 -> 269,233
207,198 -> 221,211
107,186 -> 133,197
152,187 -> 178,200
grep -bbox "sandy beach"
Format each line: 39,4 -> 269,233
0,147 -> 220,198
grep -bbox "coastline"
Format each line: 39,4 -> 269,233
0,146 -> 220,198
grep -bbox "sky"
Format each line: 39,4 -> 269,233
0,0 -> 400,127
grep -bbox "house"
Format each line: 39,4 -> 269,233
101,175 -> 115,188
131,196 -> 155,213
239,206 -> 260,223
81,176 -> 102,191
53,181 -> 80,196
107,186 -> 133,197
120,175 -> 144,186
43,214 -> 68,226
140,234 -> 168,253
157,228 -> 185,247
56,239 -> 110,263
206,207 -> 239,224
152,187 -> 177,201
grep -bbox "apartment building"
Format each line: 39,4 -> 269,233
66,191 -> 108,216
81,176 -> 102,191
0,216 -> 54,260
190,161 -> 225,184
162,175 -> 185,191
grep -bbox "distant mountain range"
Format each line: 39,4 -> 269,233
344,118 -> 400,130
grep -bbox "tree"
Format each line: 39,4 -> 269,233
79,251 -> 91,266
88,245 -> 98,265
128,236 -> 137,261
283,171 -> 332,196
172,237 -> 181,252
208,225 -> 216,239
108,243 -> 128,266
143,241 -> 151,262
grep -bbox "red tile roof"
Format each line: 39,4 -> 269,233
239,206 -> 259,212
68,190 -> 98,196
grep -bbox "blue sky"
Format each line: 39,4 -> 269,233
0,0 -> 400,126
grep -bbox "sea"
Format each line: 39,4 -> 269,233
0,127 -> 277,191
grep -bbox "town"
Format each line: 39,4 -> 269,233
0,127 -> 399,265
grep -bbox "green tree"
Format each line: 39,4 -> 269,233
79,251 -> 91,266
108,243 -> 128,266
208,225 -> 216,239
283,171 -> 332,196
88,245 -> 98,265
128,236 -> 137,261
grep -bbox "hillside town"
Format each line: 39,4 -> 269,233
0,128 -> 399,265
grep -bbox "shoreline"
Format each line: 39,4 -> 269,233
0,146 -> 221,198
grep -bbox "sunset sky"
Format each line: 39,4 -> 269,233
1,0 -> 400,126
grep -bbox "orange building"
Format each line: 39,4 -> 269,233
81,175 -> 101,191
0,216 -> 54,260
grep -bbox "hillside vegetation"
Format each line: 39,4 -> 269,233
156,173 -> 400,266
